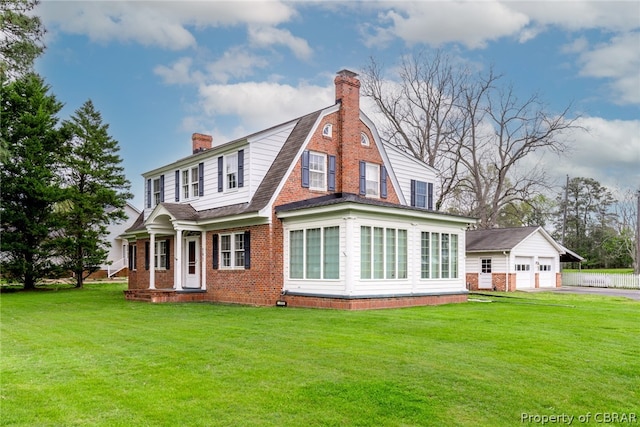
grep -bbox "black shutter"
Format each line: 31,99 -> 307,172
244,231 -> 251,269
175,170 -> 180,202
159,175 -> 165,203
410,180 -> 416,207
217,157 -> 223,192
301,150 -> 310,188
238,150 -> 244,188
146,179 -> 151,208
328,155 -> 336,191
380,166 -> 387,199
212,234 -> 219,269
198,162 -> 204,196
165,240 -> 170,270
144,241 -> 150,270
359,161 -> 366,196
428,183 -> 434,210
128,244 -> 134,270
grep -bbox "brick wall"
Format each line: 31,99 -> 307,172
282,293 -> 468,309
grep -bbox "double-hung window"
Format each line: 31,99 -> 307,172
309,152 -> 326,191
181,166 -> 200,199
220,233 -> 245,268
153,178 -> 161,205
411,180 -> 434,210
155,240 -> 167,270
365,163 -> 380,197
361,226 -> 407,279
226,153 -> 238,190
421,232 -> 459,279
289,226 -> 340,280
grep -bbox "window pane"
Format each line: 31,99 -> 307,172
227,154 -> 238,189
431,232 -> 440,278
366,164 -> 379,196
323,227 -> 339,279
360,226 -> 371,279
451,234 -> 458,278
234,233 -> 245,267
306,228 -> 321,279
309,153 -> 326,190
183,170 -> 189,198
373,227 -> 384,279
441,234 -> 450,279
385,228 -> 396,279
421,232 -> 430,279
221,235 -> 231,267
416,181 -> 427,208
290,230 -> 304,279
398,229 -> 407,279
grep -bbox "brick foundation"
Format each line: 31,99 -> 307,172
281,293 -> 468,310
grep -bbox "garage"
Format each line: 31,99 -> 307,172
466,226 -> 579,292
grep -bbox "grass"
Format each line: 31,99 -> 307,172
2,283 -> 639,426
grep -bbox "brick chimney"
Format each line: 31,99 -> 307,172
192,133 -> 212,154
334,69 -> 361,194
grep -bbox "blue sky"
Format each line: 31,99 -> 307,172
34,1 -> 639,208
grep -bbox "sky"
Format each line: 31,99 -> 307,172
34,0 -> 640,208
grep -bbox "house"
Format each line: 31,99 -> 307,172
122,70 -> 476,309
465,226 -> 580,291
89,202 -> 141,279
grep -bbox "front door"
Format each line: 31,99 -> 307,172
183,237 -> 200,289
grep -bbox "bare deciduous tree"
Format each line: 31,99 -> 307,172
361,50 -> 580,228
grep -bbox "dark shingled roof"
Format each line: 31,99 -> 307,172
466,226 -> 540,252
125,109 -> 323,233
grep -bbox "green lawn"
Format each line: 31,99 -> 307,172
2,283 -> 639,426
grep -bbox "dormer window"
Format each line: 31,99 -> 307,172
360,132 -> 370,146
322,124 -> 332,138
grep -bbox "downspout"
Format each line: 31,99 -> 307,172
503,251 -> 510,292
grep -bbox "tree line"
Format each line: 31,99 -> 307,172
360,51 -> 638,271
1,0 -> 132,289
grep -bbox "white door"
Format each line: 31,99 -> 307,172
479,258 -> 493,289
183,237 -> 200,289
538,257 -> 555,287
515,257 -> 533,289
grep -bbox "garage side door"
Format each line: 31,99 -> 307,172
538,257 -> 555,287
515,257 -> 533,289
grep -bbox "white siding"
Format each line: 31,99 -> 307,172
383,143 -> 438,207
142,122 -> 296,220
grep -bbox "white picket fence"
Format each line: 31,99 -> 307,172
562,272 -> 640,289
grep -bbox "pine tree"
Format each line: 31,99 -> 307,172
58,100 -> 132,288
0,74 -> 68,289
0,0 -> 46,81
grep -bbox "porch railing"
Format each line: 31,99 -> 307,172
107,257 -> 127,278
561,272 -> 640,289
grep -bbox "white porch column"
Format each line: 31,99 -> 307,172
149,232 -> 156,290
343,216 -> 356,296
174,228 -> 183,291
200,232 -> 207,290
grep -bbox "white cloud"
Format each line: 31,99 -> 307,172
543,117 -> 640,191
248,25 -> 313,60
197,80 -> 333,131
367,1 -> 529,49
154,57 -> 204,85
38,1 -> 296,50
206,47 -> 270,83
576,32 -> 640,105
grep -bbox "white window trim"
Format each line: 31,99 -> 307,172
287,225 -> 340,280
153,178 -> 161,206
360,132 -> 370,146
226,153 -> 238,192
365,163 -> 380,198
322,123 -> 333,137
220,233 -> 245,269
360,226 -> 407,280
154,240 -> 167,271
309,151 -> 327,191
182,166 -> 199,200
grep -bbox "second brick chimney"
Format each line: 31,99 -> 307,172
192,133 -> 213,154
334,69 -> 361,194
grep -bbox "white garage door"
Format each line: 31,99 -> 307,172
538,257 -> 555,288
515,257 -> 533,289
